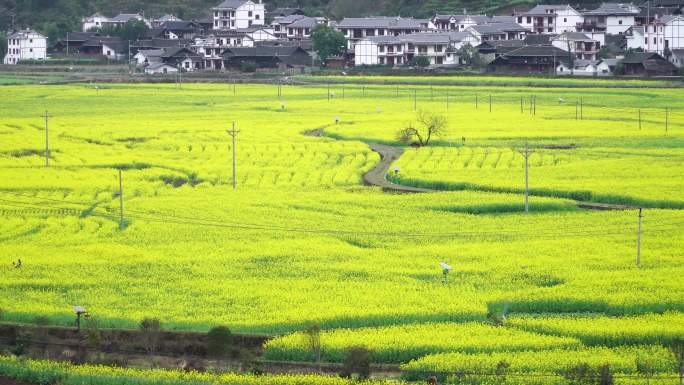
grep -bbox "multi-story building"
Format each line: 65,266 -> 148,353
579,3 -> 640,35
551,32 -> 601,60
516,5 -> 583,34
354,31 -> 479,66
336,17 -> 432,50
432,14 -> 492,31
3,29 -> 47,65
212,0 -> 265,30
645,14 -> 684,55
82,13 -> 109,32
284,17 -> 327,40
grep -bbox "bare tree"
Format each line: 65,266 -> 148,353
139,318 -> 162,360
397,110 -> 447,147
304,324 -> 322,373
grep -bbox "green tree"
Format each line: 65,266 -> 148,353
456,43 -> 486,67
0,32 -> 6,60
206,326 -> 232,358
311,24 -> 345,66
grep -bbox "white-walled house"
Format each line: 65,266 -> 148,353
82,13 -> 109,32
213,0 -> 265,30
193,32 -> 255,70
516,5 -> 583,34
552,32 -> 601,60
4,29 -> 47,65
645,15 -> 684,55
285,17 -> 327,40
579,3 -> 639,35
626,26 -> 645,50
144,62 -> 179,74
354,32 -> 479,66
336,17 -> 431,50
556,59 -> 600,75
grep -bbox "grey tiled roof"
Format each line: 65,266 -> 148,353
288,17 -> 320,28
214,0 -> 249,9
555,32 -> 594,41
503,45 -> 570,57
109,14 -> 142,23
520,5 -> 575,15
583,3 -> 640,15
337,17 -> 427,29
273,14 -> 306,24
468,24 -> 508,34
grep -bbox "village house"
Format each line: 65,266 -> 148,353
144,62 -> 180,74
3,29 -> 47,65
272,14 -> 306,38
645,14 -> 684,55
488,44 -> 570,74
552,32 -> 601,60
516,5 -> 584,34
466,22 -> 527,41
213,0 -> 265,30
133,49 -> 164,67
431,14 -> 492,31
79,36 -> 127,60
669,48 -> 684,67
476,40 -> 525,62
354,32 -> 479,66
578,3 -> 640,35
151,15 -> 181,28
556,58 -> 601,75
336,17 -> 432,50
82,13 -> 109,32
620,51 -> 678,75
284,17 -> 327,40
221,45 -> 311,69
52,32 -> 100,54
161,47 -> 204,71
156,21 -> 204,40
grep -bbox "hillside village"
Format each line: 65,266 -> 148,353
3,0 -> 684,76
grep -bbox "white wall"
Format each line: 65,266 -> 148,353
83,15 -> 108,32
556,9 -> 583,33
354,40 -> 380,65
606,16 -> 635,34
4,32 -> 47,65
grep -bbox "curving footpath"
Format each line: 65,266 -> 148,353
363,143 -> 434,193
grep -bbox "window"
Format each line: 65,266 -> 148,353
517,16 -> 523,23
564,18 -> 567,22
248,11 -> 253,17
548,17 -> 553,24
223,11 -> 228,17
255,14 -> 260,20
214,21 -> 218,27
379,45 -> 385,53
214,11 -> 218,17
526,16 -> 531,23
619,20 -> 622,25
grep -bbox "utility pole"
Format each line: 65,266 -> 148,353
580,97 -> 583,120
327,82 -> 330,101
42,110 -> 51,168
489,95 -> 492,113
446,89 -> 449,110
518,143 -> 534,213
521,96 -> 523,114
396,85 -> 399,98
665,107 -> 669,134
576,101 -> 579,120
414,89 -> 417,111
227,121 -> 240,189
118,169 -> 124,230
475,94 -> 478,109
638,109 -> 642,130
636,208 -> 643,267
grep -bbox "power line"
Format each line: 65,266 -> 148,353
0,194 -> 682,241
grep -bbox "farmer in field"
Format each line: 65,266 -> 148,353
13,259 -> 22,269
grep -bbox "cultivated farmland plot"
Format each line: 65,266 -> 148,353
0,81 -> 682,383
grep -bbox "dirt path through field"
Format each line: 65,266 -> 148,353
363,144 -> 434,193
